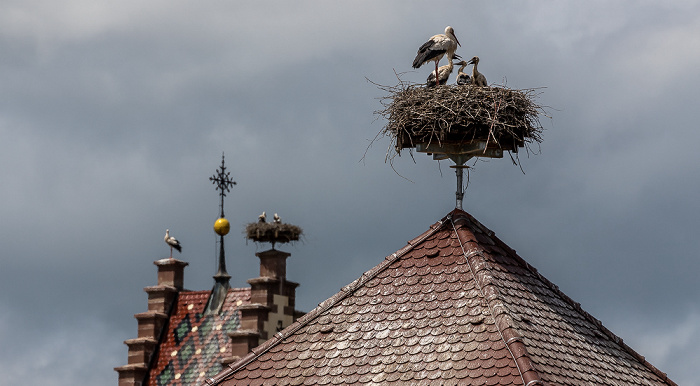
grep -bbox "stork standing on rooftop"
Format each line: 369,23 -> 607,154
455,60 -> 471,85
468,56 -> 487,87
164,229 -> 182,259
413,26 -> 461,87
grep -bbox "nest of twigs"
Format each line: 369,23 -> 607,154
375,81 -> 545,156
245,222 -> 303,245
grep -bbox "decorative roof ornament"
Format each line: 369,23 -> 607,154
210,153 -> 237,218
205,153 -> 237,315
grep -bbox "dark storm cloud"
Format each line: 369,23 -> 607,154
1,1 -> 699,384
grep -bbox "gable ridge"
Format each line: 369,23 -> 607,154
453,210 -> 677,385
449,213 -> 545,385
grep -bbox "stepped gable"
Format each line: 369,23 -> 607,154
148,289 -> 251,385
206,209 -> 675,386
116,248 -> 302,385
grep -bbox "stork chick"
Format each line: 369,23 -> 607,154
455,60 -> 471,85
413,26 -> 461,87
258,211 -> 266,223
273,213 -> 281,224
467,56 -> 487,87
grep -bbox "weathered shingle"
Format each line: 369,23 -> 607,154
207,209 -> 675,385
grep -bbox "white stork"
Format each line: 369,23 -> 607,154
164,229 -> 182,258
413,26 -> 461,87
258,211 -> 266,223
426,60 -> 455,87
455,60 -> 471,85
273,213 -> 281,224
467,56 -> 487,87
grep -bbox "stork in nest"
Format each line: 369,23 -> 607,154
467,56 -> 487,87
413,26 -> 461,87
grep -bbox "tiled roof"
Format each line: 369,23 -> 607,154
206,209 -> 676,385
148,288 -> 251,386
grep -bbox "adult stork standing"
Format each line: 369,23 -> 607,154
467,56 -> 487,87
455,60 -> 471,85
164,229 -> 182,259
413,26 -> 461,87
258,211 -> 266,223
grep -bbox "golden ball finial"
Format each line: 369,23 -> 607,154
214,218 -> 230,236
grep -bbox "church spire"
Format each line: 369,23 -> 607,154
205,153 -> 237,315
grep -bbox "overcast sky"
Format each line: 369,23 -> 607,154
1,1 -> 699,384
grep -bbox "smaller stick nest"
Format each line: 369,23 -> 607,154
376,82 -> 545,156
245,222 -> 303,245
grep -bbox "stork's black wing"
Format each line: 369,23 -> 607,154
413,40 -> 446,69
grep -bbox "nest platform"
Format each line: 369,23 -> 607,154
245,222 -> 303,245
376,83 -> 545,157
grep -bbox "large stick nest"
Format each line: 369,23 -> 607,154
374,81 -> 546,156
245,222 -> 303,245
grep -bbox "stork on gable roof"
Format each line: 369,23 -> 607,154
206,209 -> 676,386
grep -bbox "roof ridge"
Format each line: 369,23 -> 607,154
454,210 -> 677,385
205,216 -> 450,385
449,213 -> 545,386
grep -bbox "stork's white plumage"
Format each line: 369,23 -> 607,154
164,229 -> 182,259
273,213 -> 281,224
258,211 -> 266,223
426,60 -> 455,87
413,26 -> 461,87
455,60 -> 471,85
467,56 -> 487,87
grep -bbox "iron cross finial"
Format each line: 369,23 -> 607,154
210,153 -> 237,217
